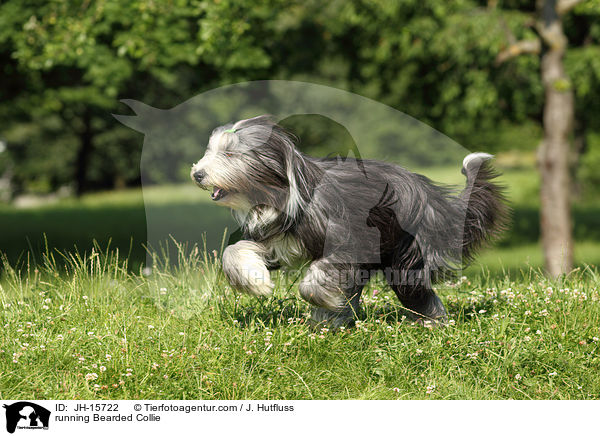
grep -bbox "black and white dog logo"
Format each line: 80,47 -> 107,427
2,402 -> 50,434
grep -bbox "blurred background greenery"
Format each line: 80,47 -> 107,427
1,0 -> 599,275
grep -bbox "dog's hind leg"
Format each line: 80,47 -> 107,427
385,269 -> 447,325
222,240 -> 274,297
299,258 -> 370,328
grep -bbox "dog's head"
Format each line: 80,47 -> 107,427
191,115 -> 304,215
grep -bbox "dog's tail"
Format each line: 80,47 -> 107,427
459,153 -> 509,263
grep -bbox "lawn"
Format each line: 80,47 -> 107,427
0,247 -> 598,400
1,162 -> 599,399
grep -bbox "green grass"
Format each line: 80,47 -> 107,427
1,160 -> 599,399
466,241 -> 600,278
1,246 -> 599,400
0,184 -> 236,271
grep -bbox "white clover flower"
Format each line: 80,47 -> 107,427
85,373 -> 99,381
515,374 -> 522,381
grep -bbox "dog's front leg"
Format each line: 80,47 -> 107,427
299,258 -> 369,328
222,240 -> 274,296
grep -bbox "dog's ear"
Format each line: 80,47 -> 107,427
282,141 -> 321,223
266,123 -> 307,218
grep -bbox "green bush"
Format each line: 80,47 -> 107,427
578,132 -> 600,201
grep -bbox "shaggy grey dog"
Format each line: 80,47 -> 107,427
191,115 -> 507,327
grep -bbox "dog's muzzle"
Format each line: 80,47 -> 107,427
211,187 -> 227,201
193,169 -> 207,184
192,169 -> 230,201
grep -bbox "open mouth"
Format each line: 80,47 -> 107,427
211,186 -> 228,201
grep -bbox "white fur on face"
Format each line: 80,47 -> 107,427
215,191 -> 251,210
190,130 -> 252,210
191,131 -> 227,177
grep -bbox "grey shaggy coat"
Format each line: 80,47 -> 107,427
191,115 -> 507,326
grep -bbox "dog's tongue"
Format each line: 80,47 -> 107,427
211,187 -> 223,201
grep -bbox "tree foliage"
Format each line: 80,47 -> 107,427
0,0 -> 599,196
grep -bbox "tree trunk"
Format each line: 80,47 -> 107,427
537,0 -> 574,277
